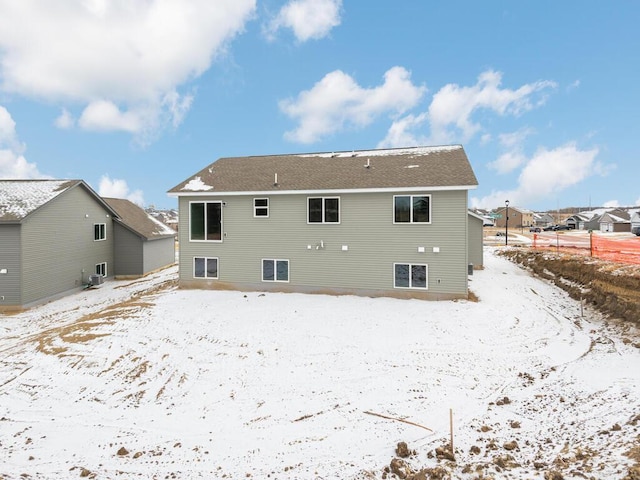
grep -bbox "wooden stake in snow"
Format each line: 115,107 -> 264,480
363,411 -> 433,432
449,408 -> 454,452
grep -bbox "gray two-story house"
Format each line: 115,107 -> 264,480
0,180 -> 117,309
169,145 -> 478,300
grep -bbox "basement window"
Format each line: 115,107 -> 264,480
262,259 -> 289,282
394,263 -> 428,289
194,257 -> 218,279
96,262 -> 107,277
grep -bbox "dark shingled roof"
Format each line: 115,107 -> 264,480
103,198 -> 176,240
168,145 -> 478,195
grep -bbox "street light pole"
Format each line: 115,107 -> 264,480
505,200 -> 510,246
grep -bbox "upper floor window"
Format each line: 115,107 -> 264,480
190,201 -> 222,241
94,223 -> 106,241
254,198 -> 269,217
394,195 -> 431,223
308,197 -> 339,224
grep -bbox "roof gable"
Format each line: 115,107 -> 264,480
168,145 -> 478,195
0,180 -> 119,223
0,180 -> 87,222
103,197 -> 175,239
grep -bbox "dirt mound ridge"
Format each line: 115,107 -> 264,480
500,248 -> 640,326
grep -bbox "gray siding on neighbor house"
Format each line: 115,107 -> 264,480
178,190 -> 470,298
468,215 -> 484,269
143,237 -> 175,274
20,186 -> 114,306
112,223 -> 143,276
0,224 -> 22,306
112,224 -> 175,277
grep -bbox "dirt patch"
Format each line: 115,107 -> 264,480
500,248 -> 640,327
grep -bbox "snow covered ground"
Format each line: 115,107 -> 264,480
0,248 -> 638,479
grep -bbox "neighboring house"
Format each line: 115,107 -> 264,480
0,180 -> 117,310
597,209 -> 631,233
534,213 -> 554,228
493,206 -> 535,228
467,211 -> 484,270
564,213 -> 594,230
103,198 -> 176,278
168,145 -> 479,300
631,211 -> 640,232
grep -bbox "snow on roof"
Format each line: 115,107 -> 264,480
298,145 -> 462,158
0,180 -> 79,221
147,213 -> 176,236
182,176 -> 213,191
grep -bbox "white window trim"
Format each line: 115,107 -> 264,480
253,198 -> 269,218
94,223 -> 106,241
392,194 -> 432,224
261,258 -> 290,283
96,262 -> 107,277
193,256 -> 219,279
189,200 -> 223,243
393,262 -> 428,289
307,196 -> 341,224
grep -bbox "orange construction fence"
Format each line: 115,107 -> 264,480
532,232 -> 640,265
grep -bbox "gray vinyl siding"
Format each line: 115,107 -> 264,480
112,223 -> 143,276
143,237 -> 175,274
20,186 -> 114,306
468,214 -> 484,269
178,190 -> 470,298
0,224 -> 22,306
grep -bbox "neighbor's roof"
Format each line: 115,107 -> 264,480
168,145 -> 478,195
103,198 -> 176,240
0,179 -> 116,222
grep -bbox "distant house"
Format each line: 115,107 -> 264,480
597,209 -> 631,233
103,198 -> 176,278
631,211 -> 640,232
493,206 -> 534,229
564,213 -> 594,230
0,180 -> 117,309
534,213 -> 554,228
168,145 -> 479,300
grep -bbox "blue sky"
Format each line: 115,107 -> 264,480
0,1 -> 638,211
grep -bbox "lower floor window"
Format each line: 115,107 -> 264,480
96,262 -> 107,277
194,257 -> 218,279
262,259 -> 289,282
394,263 -> 427,289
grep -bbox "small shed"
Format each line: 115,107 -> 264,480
103,198 -> 176,278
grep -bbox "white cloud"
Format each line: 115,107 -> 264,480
265,0 -> 342,42
380,71 -> 556,148
471,142 -> 601,209
486,128 -> 535,174
0,1 -> 256,141
0,105 -> 46,179
280,66 -> 426,143
567,79 -> 581,92
98,175 -> 145,206
54,108 -> 75,129
602,200 -> 620,208
488,151 -> 528,175
428,70 -> 556,144
79,100 -> 144,133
